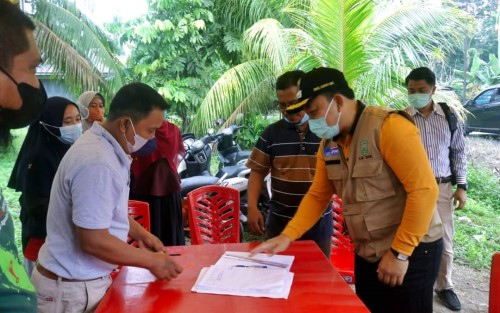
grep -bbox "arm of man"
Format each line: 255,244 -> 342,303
245,128 -> 273,236
127,216 -> 164,252
377,113 -> 439,286
451,119 -> 467,209
76,227 -> 182,280
250,140 -> 335,255
246,170 -> 266,235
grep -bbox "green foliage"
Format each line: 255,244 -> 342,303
454,163 -> 500,269
32,0 -> 124,100
237,112 -> 278,150
190,0 -> 466,133
114,0 -> 232,131
0,129 -> 27,260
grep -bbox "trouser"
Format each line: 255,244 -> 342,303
265,203 -> 333,258
31,266 -> 112,313
435,182 -> 455,290
355,239 -> 443,313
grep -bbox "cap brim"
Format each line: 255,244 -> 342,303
285,97 -> 310,114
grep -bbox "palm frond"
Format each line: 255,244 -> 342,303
188,60 -> 275,134
33,0 -> 124,97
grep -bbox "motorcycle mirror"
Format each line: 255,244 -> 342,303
208,128 -> 215,135
214,119 -> 224,126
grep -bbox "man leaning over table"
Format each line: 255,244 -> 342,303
251,67 -> 443,313
32,82 -> 183,313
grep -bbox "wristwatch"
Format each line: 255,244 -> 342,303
457,183 -> 468,191
390,248 -> 409,261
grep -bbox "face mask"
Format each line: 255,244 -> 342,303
0,67 -> 47,129
123,118 -> 148,153
285,113 -> 310,126
308,99 -> 342,139
133,137 -> 157,157
59,123 -> 82,144
408,93 -> 432,109
40,121 -> 82,145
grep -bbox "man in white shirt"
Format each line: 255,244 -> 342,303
33,82 -> 183,313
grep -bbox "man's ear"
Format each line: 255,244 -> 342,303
333,94 -> 344,112
431,85 -> 437,95
118,117 -> 129,133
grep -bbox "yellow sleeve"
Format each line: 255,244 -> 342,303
380,114 -> 439,255
281,140 -> 335,240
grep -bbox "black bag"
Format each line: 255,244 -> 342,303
438,102 -> 458,185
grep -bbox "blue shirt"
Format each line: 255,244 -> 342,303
38,124 -> 131,280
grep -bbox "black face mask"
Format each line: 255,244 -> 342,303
0,67 -> 47,129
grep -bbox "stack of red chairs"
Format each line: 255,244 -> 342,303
330,194 -> 355,284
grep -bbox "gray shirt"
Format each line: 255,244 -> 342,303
38,124 -> 131,280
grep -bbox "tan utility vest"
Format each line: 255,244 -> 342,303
324,106 -> 442,262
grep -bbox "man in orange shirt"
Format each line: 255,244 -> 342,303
251,67 -> 443,313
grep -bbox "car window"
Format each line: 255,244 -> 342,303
474,89 -> 496,106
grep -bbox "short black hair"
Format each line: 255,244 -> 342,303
276,70 -> 305,90
107,82 -> 170,122
405,67 -> 436,87
0,0 -> 36,70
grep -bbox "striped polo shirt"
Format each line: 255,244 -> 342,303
404,102 -> 467,184
246,119 -> 321,214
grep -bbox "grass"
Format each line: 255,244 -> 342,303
0,128 -> 27,260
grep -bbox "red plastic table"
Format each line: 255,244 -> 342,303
95,241 -> 369,313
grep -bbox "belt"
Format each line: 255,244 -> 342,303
435,176 -> 452,184
36,264 -> 106,282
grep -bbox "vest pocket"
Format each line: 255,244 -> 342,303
352,158 -> 396,201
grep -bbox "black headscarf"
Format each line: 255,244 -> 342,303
8,97 -> 79,197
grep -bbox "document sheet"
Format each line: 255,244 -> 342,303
191,251 -> 295,299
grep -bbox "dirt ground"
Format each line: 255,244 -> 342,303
433,263 -> 490,313
433,135 -> 496,313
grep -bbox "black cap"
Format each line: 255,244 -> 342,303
286,67 -> 350,114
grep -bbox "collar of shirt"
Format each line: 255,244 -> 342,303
88,123 -> 132,168
407,100 -> 446,119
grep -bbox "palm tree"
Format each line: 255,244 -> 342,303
28,0 -> 124,100
189,0 -> 466,134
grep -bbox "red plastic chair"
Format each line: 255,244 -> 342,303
187,185 -> 240,245
330,194 -> 355,284
490,252 -> 500,313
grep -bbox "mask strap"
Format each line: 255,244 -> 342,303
39,121 -> 61,139
127,118 -> 138,136
0,66 -> 18,85
324,98 -> 334,119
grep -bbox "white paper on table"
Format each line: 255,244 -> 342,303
192,266 -> 294,299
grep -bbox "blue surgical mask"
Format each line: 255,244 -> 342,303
40,121 -> 82,144
308,99 -> 342,139
134,137 -> 157,157
284,113 -> 309,126
59,123 -> 82,144
408,93 -> 432,109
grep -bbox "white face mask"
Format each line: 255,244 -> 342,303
123,118 -> 148,153
40,121 -> 82,145
408,93 -> 432,109
59,123 -> 82,144
308,99 -> 342,139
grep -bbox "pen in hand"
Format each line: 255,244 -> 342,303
234,265 -> 268,268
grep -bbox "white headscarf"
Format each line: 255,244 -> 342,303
77,91 -> 99,132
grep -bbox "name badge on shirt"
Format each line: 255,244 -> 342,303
324,146 -> 339,157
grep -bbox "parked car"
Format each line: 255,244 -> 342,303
464,85 -> 500,136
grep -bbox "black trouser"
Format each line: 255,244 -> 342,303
355,238 -> 443,313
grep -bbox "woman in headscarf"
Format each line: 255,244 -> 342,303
77,91 -> 105,132
130,120 -> 186,246
8,97 -> 82,275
